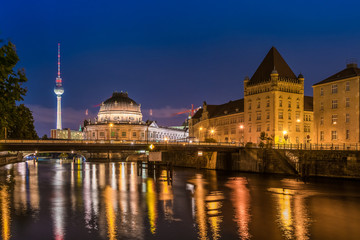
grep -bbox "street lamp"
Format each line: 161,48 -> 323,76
239,125 -> 244,145
199,127 -> 203,142
109,123 -> 114,140
283,130 -> 288,144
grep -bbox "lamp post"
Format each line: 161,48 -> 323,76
199,127 -> 203,142
109,123 -> 113,140
239,125 -> 244,146
283,130 -> 288,144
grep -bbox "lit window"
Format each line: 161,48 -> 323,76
331,131 -> 337,140
346,113 -> 350,123
332,115 -> 337,124
332,100 -> 338,109
278,112 -> 283,119
332,84 -> 338,94
346,82 -> 350,91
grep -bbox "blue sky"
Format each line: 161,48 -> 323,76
1,0 -> 360,137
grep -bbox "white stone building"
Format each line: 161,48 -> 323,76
83,92 -> 188,141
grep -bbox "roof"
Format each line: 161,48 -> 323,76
304,96 -> 313,111
192,99 -> 244,120
248,47 -> 297,86
103,92 -> 139,105
313,63 -> 360,86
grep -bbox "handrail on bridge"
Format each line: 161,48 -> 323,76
0,139 -> 241,148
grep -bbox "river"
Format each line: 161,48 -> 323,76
0,159 -> 360,240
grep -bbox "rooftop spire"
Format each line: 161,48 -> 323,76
248,47 -> 296,85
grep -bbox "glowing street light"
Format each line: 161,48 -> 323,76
283,130 -> 287,135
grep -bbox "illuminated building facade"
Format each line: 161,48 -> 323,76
190,47 -> 314,144
313,62 -> 360,145
83,92 -> 188,141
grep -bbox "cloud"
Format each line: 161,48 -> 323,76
142,106 -> 189,118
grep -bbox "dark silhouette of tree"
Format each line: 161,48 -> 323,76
0,40 -> 38,139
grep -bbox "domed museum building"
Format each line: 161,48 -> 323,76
83,92 -> 188,141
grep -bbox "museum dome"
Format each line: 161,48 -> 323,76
97,92 -> 143,123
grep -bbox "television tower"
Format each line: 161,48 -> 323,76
54,43 -> 64,129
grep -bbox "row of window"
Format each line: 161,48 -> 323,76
248,112 -> 309,121
92,130 -> 183,139
320,130 -> 350,141
244,124 -> 310,133
320,98 -> 351,110
318,114 -> 351,125
248,99 -> 300,110
320,82 -> 350,96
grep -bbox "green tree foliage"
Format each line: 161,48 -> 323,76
0,40 -> 38,139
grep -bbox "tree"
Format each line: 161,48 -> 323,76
0,40 -> 38,139
259,131 -> 273,148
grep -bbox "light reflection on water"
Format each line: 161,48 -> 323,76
0,160 -> 360,239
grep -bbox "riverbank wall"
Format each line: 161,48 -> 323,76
161,148 -> 360,179
0,152 -> 24,166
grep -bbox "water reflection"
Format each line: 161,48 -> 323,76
188,173 -> 224,240
52,163 -> 66,240
225,177 -> 251,240
268,179 -> 312,240
0,160 -> 360,239
0,186 -> 10,240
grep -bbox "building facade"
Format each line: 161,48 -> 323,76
313,63 -> 360,145
83,92 -> 188,141
189,47 -> 314,145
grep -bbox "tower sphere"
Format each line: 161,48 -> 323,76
54,86 -> 64,96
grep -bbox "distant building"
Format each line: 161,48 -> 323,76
50,128 -> 84,140
83,92 -> 188,141
313,62 -> 360,145
190,47 -> 314,144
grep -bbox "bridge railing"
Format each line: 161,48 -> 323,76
270,143 -> 360,151
0,139 -> 242,148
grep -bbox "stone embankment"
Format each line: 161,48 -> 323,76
161,148 -> 360,179
0,152 -> 24,166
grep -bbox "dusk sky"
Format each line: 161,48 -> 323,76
2,0 -> 360,137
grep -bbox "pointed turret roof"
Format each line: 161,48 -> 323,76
248,47 -> 297,85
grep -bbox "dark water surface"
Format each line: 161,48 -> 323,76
0,159 -> 360,240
